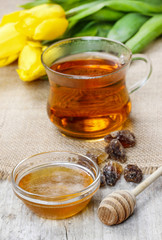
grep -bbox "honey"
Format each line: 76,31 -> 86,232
18,163 -> 95,219
48,54 -> 131,139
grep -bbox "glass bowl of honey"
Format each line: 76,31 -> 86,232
11,151 -> 100,219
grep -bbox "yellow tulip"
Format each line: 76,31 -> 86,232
0,23 -> 26,67
0,11 -> 22,26
16,4 -> 68,40
17,41 -> 46,81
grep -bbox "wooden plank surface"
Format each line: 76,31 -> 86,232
0,177 -> 162,240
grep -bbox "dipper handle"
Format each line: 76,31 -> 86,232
132,166 -> 162,196
98,166 -> 162,226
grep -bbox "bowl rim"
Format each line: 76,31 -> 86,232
11,151 -> 100,205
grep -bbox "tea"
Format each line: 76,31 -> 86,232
48,53 -> 131,138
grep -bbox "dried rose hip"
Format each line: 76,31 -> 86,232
124,164 -> 143,183
104,130 -> 136,148
105,139 -> 127,163
103,161 -> 123,186
100,174 -> 106,187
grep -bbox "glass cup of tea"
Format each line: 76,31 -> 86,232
41,37 -> 152,139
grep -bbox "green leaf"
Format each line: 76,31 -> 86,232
21,0 -> 51,9
73,21 -> 98,37
126,14 -> 162,53
68,3 -> 106,22
133,0 -> 162,5
86,8 -> 124,22
65,1 -> 102,16
73,21 -> 112,38
107,13 -> 149,42
97,23 -> 112,37
74,27 -> 98,37
66,0 -> 162,17
104,0 -> 162,14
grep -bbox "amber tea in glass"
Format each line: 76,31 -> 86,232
42,37 -> 151,139
49,54 -> 130,138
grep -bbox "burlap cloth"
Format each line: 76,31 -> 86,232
0,1 -> 162,179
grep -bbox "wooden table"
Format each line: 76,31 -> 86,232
0,177 -> 162,240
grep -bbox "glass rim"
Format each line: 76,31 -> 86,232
11,151 -> 100,205
41,36 -> 132,80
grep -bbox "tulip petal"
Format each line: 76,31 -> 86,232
15,4 -> 67,41
42,46 -> 48,52
17,43 -> 46,81
21,4 -> 65,20
0,11 -> 22,26
0,53 -> 19,67
27,40 -> 42,48
33,18 -> 68,40
16,15 -> 38,39
0,23 -> 26,59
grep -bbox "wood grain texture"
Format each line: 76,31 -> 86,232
0,177 -> 162,240
98,190 -> 136,225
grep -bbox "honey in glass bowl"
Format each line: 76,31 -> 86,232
11,151 -> 100,219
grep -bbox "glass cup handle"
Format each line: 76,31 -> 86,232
128,54 -> 152,94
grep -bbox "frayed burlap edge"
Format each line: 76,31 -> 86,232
0,170 -> 10,180
141,166 -> 160,174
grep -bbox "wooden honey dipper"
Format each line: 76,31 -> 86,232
98,166 -> 162,226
